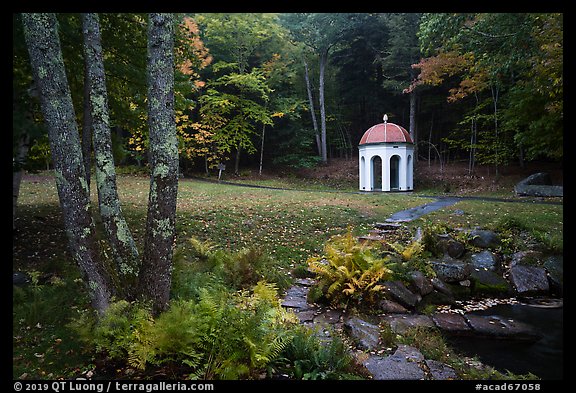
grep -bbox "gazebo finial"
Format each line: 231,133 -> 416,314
383,113 -> 388,123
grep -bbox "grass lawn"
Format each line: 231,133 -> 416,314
13,170 -> 563,379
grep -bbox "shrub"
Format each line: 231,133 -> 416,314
307,230 -> 393,308
272,325 -> 363,380
74,282 -> 298,379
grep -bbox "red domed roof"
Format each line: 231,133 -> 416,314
359,122 -> 413,145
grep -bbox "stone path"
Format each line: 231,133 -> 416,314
280,276 -> 545,380
385,197 -> 461,222
280,277 -> 462,380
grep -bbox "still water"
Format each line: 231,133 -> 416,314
446,303 -> 563,380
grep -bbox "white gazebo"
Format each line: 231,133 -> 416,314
359,115 -> 414,192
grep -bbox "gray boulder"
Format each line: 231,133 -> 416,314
13,271 -> 31,287
514,172 -> 563,197
470,269 -> 513,295
470,250 -> 500,271
379,299 -> 409,314
431,258 -> 472,283
343,316 -> 381,351
381,280 -> 421,308
436,234 -> 466,259
408,271 -> 434,296
469,229 -> 500,249
509,265 -> 550,295
543,255 -> 563,295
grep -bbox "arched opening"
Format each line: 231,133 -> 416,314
372,155 -> 382,191
390,155 -> 400,190
407,154 -> 413,190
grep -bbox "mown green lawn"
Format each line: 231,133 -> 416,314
13,171 -> 563,379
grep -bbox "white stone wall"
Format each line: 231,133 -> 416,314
359,143 -> 414,191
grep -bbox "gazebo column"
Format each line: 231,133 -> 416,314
399,154 -> 407,191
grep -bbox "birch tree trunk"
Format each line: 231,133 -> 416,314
22,13 -> 113,315
138,13 -> 179,314
82,13 -> 140,298
319,48 -> 328,164
303,58 -> 321,155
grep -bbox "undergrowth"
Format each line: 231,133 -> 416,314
68,241 -> 365,380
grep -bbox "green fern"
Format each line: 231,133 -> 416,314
308,229 -> 394,308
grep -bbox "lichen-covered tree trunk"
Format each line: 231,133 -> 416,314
138,13 -> 178,314
82,13 -> 140,298
81,53 -> 93,191
22,13 -> 113,314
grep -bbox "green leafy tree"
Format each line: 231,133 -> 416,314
281,13 -> 360,164
194,13 -> 281,174
412,13 -> 562,169
199,66 -> 273,174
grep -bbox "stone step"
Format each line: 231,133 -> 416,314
374,222 -> 403,230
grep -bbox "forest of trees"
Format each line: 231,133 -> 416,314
13,13 -> 563,314
14,13 -> 563,176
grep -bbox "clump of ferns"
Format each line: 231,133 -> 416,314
307,230 -> 394,309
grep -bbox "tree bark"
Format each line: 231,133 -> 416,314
138,13 -> 178,314
82,56 -> 93,191
22,13 -> 113,315
319,48 -> 328,164
303,57 -> 321,156
259,122 -> 266,176
82,13 -> 140,298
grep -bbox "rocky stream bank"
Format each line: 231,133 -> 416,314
281,223 -> 563,380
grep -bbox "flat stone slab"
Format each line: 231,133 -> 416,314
464,314 -> 542,341
362,345 -> 426,380
432,312 -> 472,334
294,310 -> 316,323
381,314 -> 435,334
313,308 -> 343,326
281,298 -> 309,309
374,222 -> 403,230
294,278 -> 316,287
281,285 -> 310,310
